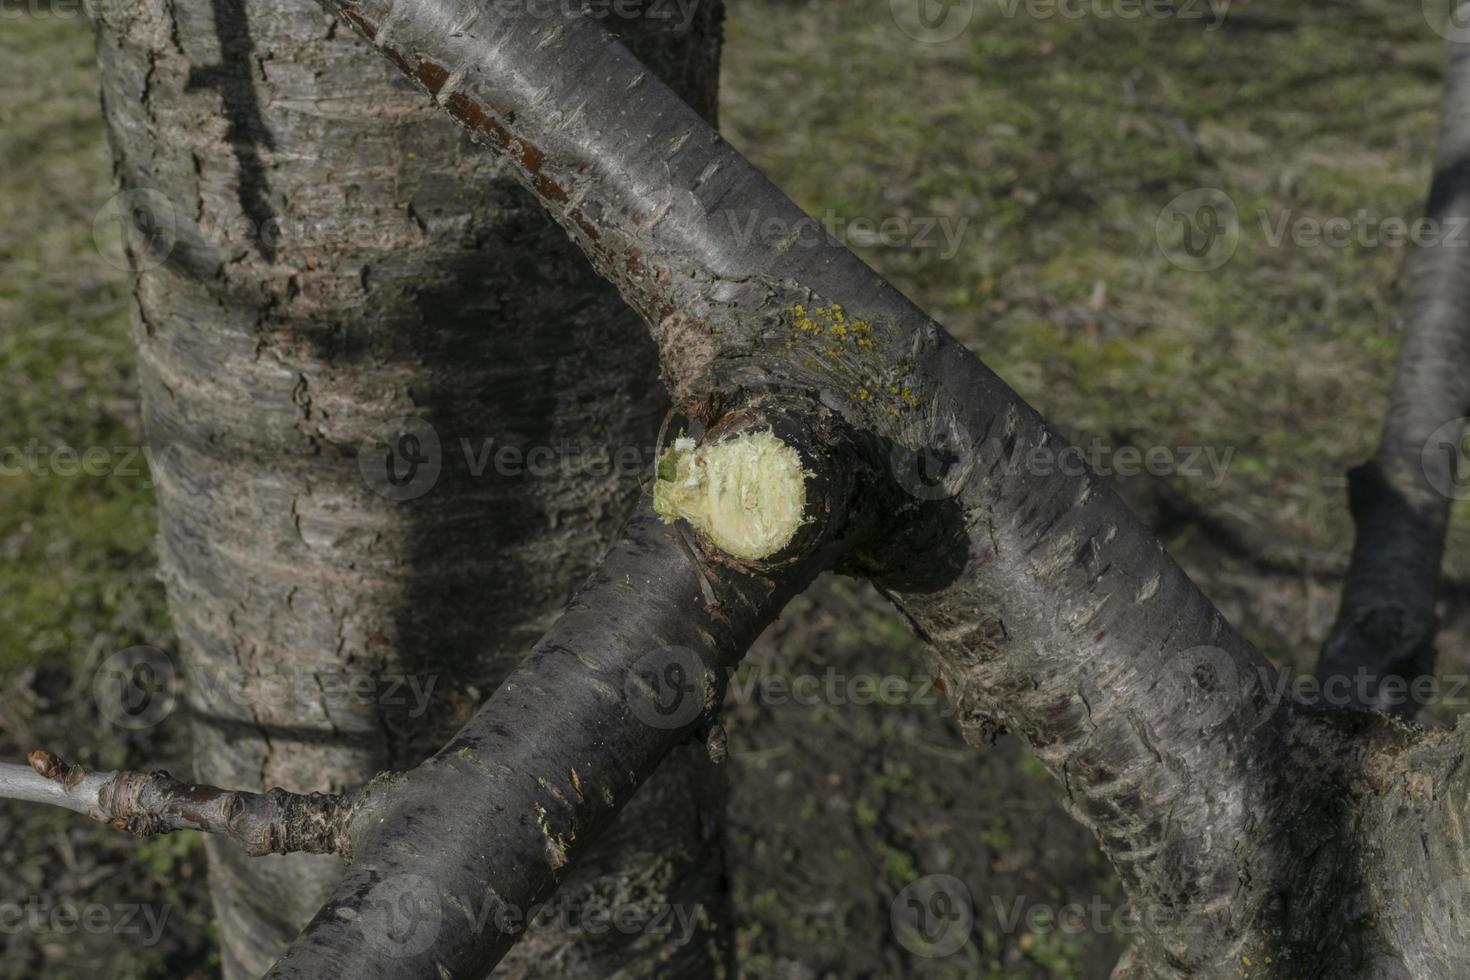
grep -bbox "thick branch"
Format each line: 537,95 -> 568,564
1315,38 -> 1470,716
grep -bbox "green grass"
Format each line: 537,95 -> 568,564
0,17 -> 201,979
0,15 -> 163,673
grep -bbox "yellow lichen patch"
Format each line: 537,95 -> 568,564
653,430 -> 810,559
783,302 -> 927,419
789,303 -> 874,340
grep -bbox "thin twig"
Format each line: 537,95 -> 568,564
0,751 -> 364,858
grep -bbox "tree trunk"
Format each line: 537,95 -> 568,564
86,0 -> 728,975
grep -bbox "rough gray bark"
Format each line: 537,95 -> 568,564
1315,39 -> 1470,718
85,0 -> 730,975
240,2 -> 1470,977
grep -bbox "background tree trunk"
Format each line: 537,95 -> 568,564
86,0 -> 728,975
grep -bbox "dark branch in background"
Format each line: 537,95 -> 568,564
1316,41 -> 1470,717
0,751 -> 362,857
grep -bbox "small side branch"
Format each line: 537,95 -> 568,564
3,750 -> 358,857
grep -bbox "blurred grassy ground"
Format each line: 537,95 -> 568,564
0,0 -> 1463,977
0,9 -> 212,980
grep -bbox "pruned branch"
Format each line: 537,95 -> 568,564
263,505 -> 851,977
255,398 -> 861,977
